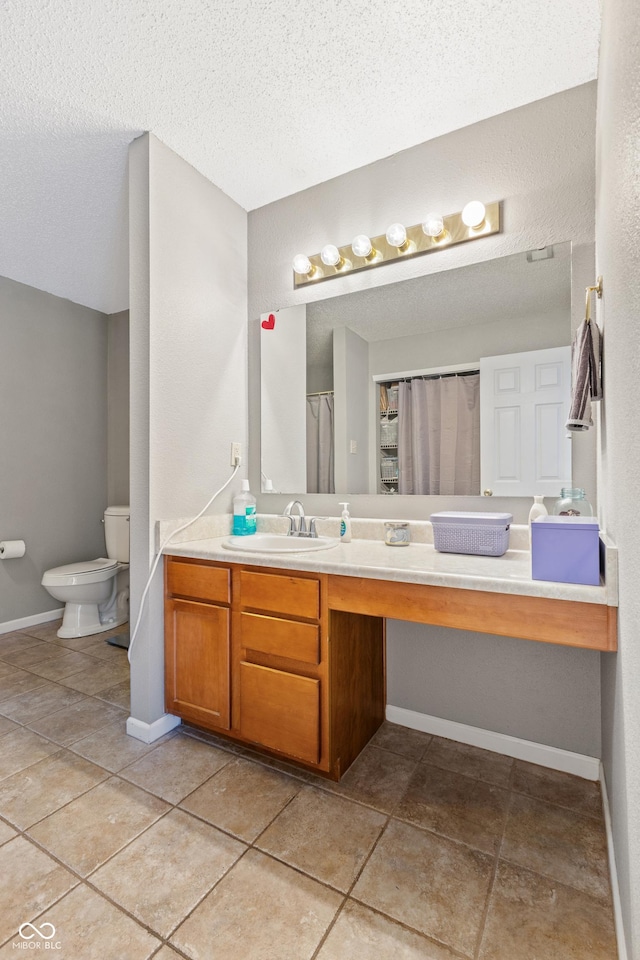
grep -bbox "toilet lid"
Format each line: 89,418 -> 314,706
43,558 -> 118,583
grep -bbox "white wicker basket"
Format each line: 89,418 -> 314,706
380,457 -> 399,481
430,512 -> 512,557
380,419 -> 398,446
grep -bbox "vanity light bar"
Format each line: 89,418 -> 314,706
292,201 -> 501,288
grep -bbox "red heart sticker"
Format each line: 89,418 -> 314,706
261,313 -> 276,330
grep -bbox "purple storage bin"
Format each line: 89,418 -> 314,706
531,515 -> 600,585
430,512 -> 512,557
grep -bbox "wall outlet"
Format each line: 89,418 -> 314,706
350,440 -> 358,454
230,442 -> 242,466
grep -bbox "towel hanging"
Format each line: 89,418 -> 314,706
566,279 -> 603,432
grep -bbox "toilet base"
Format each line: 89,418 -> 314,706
57,602 -> 128,639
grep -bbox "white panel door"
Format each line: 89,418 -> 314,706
480,346 -> 571,497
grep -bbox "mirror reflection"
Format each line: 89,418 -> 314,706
261,242 -> 572,496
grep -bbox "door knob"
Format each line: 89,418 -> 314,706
483,488 -> 493,497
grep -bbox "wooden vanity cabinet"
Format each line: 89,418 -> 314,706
164,556 -> 385,779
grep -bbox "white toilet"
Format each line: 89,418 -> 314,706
41,505 -> 130,639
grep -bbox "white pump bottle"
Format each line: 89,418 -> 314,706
339,502 -> 352,543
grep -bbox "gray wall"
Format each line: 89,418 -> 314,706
247,83 -> 601,757
107,310 -> 129,506
129,134 -> 248,728
597,0 -> 640,952
0,276 -> 108,626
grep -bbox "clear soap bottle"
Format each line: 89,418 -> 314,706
232,480 -> 257,536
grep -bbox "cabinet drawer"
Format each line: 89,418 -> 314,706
166,559 -> 230,605
240,570 -> 320,620
241,612 -> 320,665
239,661 -> 320,764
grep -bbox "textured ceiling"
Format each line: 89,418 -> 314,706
0,1 -> 599,313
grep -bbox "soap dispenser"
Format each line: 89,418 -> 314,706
339,502 -> 352,543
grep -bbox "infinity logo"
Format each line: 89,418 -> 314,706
18,923 -> 56,941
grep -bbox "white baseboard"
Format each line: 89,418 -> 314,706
600,766 -> 629,960
386,705 -> 601,781
126,713 -> 182,744
0,608 -> 64,636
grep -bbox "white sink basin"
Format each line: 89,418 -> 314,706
222,533 -> 338,554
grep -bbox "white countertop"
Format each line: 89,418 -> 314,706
163,531 -> 617,607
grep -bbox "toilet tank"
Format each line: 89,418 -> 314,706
104,505 -> 130,562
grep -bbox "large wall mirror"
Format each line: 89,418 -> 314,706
260,242 -> 574,498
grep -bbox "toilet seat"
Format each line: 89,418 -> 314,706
42,558 -> 119,587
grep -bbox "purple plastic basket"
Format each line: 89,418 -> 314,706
430,512 -> 512,557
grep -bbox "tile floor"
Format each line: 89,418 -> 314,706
0,620 -> 618,959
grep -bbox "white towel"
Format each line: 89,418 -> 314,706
566,319 -> 602,431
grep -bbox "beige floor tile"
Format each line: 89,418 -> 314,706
27,776 -> 169,876
153,948 -> 184,960
58,658 -> 129,695
0,836 -> 77,945
257,786 -> 386,892
479,861 -> 618,960
396,763 -> 510,854
501,793 -> 611,900
16,620 -> 63,642
27,698 -> 126,746
0,661 -> 21,680
0,751 -> 108,829
0,715 -> 20,738
0,670 -> 49,702
93,679 -> 130,709
181,756 -> 300,841
0,640 -> 68,668
171,848 -> 342,960
512,760 -> 603,818
0,820 -> 17,845
52,633 -> 111,652
27,651 -> 100,681
423,737 -> 514,788
0,728 -> 61,781
317,900 -> 462,960
323,745 -> 418,813
120,734 -> 232,804
0,633 -> 45,656
352,818 -> 493,956
369,721 -> 432,761
0,682 -> 86,724
71,719 -> 174,772
0,883 -> 161,960
92,808 -> 245,937
77,637 -> 128,661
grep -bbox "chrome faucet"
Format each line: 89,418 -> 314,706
282,500 -> 307,536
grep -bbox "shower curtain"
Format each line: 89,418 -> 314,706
397,375 -> 480,495
307,394 -> 335,493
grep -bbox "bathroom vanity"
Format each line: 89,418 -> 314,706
164,531 -> 617,780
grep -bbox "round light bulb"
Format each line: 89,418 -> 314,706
351,234 -> 373,258
320,244 -> 341,267
292,253 -> 313,275
385,222 -> 408,248
461,201 -> 486,228
422,213 -> 445,238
